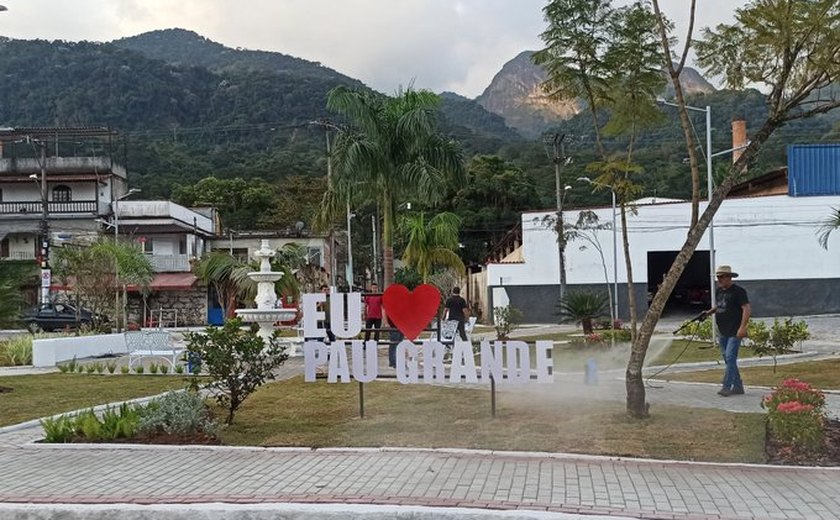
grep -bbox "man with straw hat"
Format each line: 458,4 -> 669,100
702,265 -> 751,397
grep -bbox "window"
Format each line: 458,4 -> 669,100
143,239 -> 153,254
0,188 -> 3,201
307,247 -> 322,266
52,185 -> 72,202
179,237 -> 187,255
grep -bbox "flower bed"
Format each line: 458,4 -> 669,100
763,378 -> 840,465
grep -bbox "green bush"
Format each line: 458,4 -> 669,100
187,318 -> 288,424
40,415 -> 76,443
120,365 -> 130,375
134,365 -> 144,374
174,364 -> 185,374
0,336 -> 33,366
748,318 -> 810,372
598,328 -> 632,343
138,391 -> 218,438
557,291 -> 608,334
85,364 -> 96,374
493,305 -> 523,340
41,404 -> 141,443
159,364 -> 169,375
106,362 -> 117,374
149,362 -> 159,375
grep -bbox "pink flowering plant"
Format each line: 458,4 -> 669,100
763,379 -> 826,453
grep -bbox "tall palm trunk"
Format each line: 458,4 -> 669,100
382,196 -> 395,288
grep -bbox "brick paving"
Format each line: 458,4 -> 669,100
0,445 -> 838,519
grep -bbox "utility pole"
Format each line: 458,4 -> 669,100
37,142 -> 50,305
324,129 -> 337,289
552,134 -> 568,308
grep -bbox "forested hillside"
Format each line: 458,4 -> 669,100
1,31 -> 839,263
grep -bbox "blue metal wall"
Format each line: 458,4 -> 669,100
788,144 -> 840,196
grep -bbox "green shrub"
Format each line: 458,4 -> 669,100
134,365 -> 144,374
187,318 -> 288,424
598,328 -> 632,343
40,414 -> 76,443
149,362 -> 159,375
493,305 -> 523,340
120,365 -> 130,375
139,391 -> 218,438
763,379 -> 826,454
85,364 -> 96,374
93,362 -> 105,374
159,364 -> 169,375
76,410 -> 103,441
58,364 -> 70,373
557,291 -> 608,334
99,403 -> 140,440
0,336 -> 33,366
66,356 -> 78,373
749,318 -> 810,372
75,364 -> 85,374
174,365 -> 185,375
106,362 -> 117,374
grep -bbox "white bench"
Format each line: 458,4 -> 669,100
427,316 -> 477,344
125,331 -> 185,370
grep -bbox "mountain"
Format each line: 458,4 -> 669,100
113,29 -> 520,144
476,51 -> 717,137
476,51 -> 580,139
113,29 -> 364,87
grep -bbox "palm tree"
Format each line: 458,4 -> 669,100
194,252 -> 245,319
818,207 -> 840,249
558,291 -> 609,335
400,211 -> 465,283
320,85 -> 465,288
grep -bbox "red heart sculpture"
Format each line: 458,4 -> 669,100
383,284 -> 441,341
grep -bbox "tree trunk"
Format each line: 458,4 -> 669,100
382,196 -> 395,288
582,318 -> 594,335
625,125 -> 774,418
620,203 -> 638,341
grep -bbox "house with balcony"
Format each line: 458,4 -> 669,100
116,200 -> 219,327
0,127 -> 127,262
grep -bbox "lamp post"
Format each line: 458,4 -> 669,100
658,100 -> 717,343
113,188 -> 141,242
577,177 -> 618,325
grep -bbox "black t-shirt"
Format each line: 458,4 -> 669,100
716,284 -> 749,337
445,295 -> 468,321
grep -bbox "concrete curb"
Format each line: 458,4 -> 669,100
0,502 -> 634,520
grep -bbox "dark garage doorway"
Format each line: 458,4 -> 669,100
647,250 -> 711,316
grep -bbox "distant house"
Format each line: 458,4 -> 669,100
116,200 -> 219,327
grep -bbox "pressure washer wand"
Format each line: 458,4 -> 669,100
672,310 -> 710,335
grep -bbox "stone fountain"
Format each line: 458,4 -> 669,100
235,240 -> 297,350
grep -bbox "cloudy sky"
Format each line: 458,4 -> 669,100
0,0 -> 746,98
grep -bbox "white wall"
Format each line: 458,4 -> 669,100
1,181 -> 96,201
210,237 -> 326,266
33,333 -> 128,367
488,194 -> 840,286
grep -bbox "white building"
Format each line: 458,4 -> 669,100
486,191 -> 840,323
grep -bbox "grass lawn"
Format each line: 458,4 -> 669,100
218,377 -> 766,463
666,358 -> 840,390
0,374 -> 200,427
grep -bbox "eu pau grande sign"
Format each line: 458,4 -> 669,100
301,284 -> 553,385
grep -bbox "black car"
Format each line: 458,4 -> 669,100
22,303 -> 94,332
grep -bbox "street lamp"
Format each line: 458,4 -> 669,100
113,188 -> 141,241
658,99 -> 719,342
578,176 -> 618,326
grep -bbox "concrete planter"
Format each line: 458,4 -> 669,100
32,333 -> 127,367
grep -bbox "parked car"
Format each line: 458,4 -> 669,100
22,303 -> 95,332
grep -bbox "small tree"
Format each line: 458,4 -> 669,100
558,291 -> 609,334
186,318 -> 289,424
493,305 -> 524,340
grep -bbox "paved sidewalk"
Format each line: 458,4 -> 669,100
0,445 -> 838,520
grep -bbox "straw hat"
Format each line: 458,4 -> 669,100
715,265 -> 739,278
